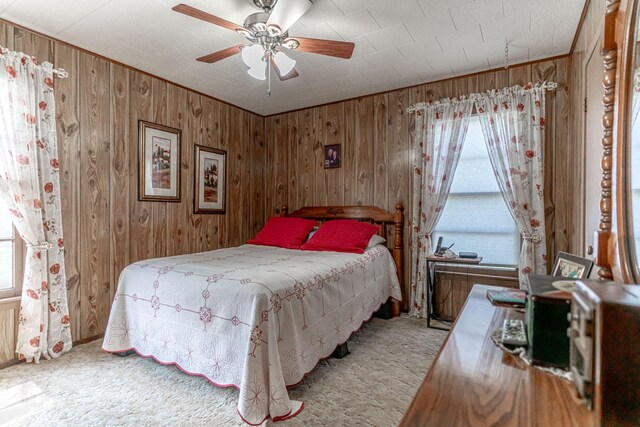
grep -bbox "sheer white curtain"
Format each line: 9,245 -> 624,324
474,83 -> 555,288
410,98 -> 474,317
0,47 -> 71,362
633,67 -> 640,126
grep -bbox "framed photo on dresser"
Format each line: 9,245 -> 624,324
552,251 -> 593,279
138,120 -> 181,202
194,145 -> 226,214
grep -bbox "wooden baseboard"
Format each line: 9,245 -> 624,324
0,333 -> 104,370
0,358 -> 21,370
73,334 -> 104,346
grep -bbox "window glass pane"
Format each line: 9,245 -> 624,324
0,199 -> 12,239
433,116 -> 520,266
0,240 -> 13,290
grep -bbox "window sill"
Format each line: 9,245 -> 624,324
0,295 -> 21,306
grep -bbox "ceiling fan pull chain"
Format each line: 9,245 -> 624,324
267,53 -> 272,96
504,40 -> 509,70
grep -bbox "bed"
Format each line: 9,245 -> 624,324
102,204 -> 404,425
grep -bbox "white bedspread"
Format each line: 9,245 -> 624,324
102,244 -> 401,425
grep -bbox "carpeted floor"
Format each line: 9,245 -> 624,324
0,315 -> 446,427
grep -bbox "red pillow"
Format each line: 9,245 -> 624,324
300,220 -> 379,254
248,217 -> 317,249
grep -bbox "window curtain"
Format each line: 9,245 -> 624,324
474,83 -> 555,288
0,47 -> 71,362
409,97 -> 474,317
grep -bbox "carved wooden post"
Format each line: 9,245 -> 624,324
392,203 -> 404,316
596,0 -> 620,280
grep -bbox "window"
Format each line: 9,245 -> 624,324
0,199 -> 24,299
433,116 -> 520,266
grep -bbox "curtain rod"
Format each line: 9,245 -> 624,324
0,45 -> 68,79
406,81 -> 558,114
51,68 -> 69,79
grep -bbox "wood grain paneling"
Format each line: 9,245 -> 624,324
265,58 -> 574,309
325,103 -> 345,205
0,22 -> 266,358
201,96 -> 220,249
298,109 -> 315,207
129,71 -> 153,263
250,113 -> 265,237
110,64 -> 130,303
219,103 -> 230,247
54,42 -> 81,341
227,103 -> 242,248
0,299 -> 20,365
79,53 -> 110,339
433,268 -> 519,319
314,107 -> 326,206
187,91 -> 202,252
152,79 -> 168,258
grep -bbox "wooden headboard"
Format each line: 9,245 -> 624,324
282,204 -> 404,316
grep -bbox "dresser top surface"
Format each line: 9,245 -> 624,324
400,284 -> 594,427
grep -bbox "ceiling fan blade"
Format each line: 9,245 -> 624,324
197,45 -> 243,63
173,3 -> 243,32
266,0 -> 312,35
287,37 -> 355,59
269,57 -> 299,81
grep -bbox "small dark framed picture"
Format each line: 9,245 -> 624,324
324,144 -> 341,169
138,120 -> 181,202
194,144 -> 226,214
552,251 -> 594,279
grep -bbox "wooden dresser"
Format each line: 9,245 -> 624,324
400,284 -> 595,427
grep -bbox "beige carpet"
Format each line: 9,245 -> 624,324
0,315 -> 446,427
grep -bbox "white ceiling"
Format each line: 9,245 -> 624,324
0,0 -> 585,116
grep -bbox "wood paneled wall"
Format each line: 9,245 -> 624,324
0,14 -> 595,360
264,57 -> 572,307
0,21 -> 266,355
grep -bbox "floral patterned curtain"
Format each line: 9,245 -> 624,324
0,47 -> 71,362
409,97 -> 474,317
474,83 -> 555,288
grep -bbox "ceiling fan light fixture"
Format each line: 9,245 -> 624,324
282,39 -> 300,50
248,61 -> 267,80
235,28 -> 252,38
241,44 -> 265,68
266,24 -> 282,36
273,51 -> 296,76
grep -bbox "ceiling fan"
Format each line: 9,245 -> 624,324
173,0 -> 355,92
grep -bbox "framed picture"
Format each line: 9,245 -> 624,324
552,251 -> 594,279
194,145 -> 226,214
138,120 -> 181,202
324,144 -> 341,169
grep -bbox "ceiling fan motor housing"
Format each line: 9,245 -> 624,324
252,0 -> 278,12
243,12 -> 270,33
242,12 -> 291,53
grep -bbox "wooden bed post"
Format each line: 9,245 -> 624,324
392,203 -> 404,317
281,205 -> 289,217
